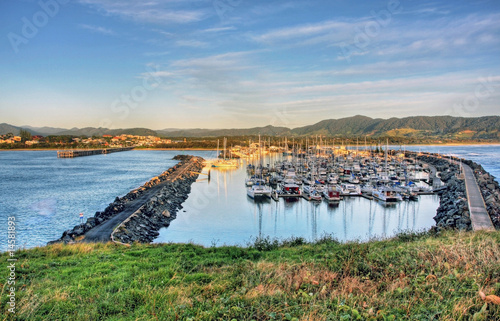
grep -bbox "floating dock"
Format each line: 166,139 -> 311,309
57,147 -> 134,158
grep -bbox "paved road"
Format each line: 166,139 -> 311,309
461,162 -> 495,231
83,160 -> 196,242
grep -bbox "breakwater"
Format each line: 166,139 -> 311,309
57,147 -> 134,158
410,152 -> 498,231
48,155 -> 205,244
462,159 -> 500,229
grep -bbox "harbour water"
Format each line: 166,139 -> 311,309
154,163 -> 439,247
0,150 -> 213,251
1,145 -> 499,251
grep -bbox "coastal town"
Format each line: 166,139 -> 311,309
0,132 -> 176,149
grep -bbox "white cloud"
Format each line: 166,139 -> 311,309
140,71 -> 175,78
251,12 -> 500,61
78,0 -> 206,24
202,26 -> 236,33
171,51 -> 256,70
175,40 -> 209,48
78,24 -> 115,35
252,20 -> 356,44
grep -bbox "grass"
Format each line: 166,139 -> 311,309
1,231 -> 500,320
385,128 -> 423,137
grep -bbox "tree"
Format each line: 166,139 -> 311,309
20,129 -> 32,143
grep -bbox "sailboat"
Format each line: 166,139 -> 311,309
212,138 -> 238,168
372,186 -> 402,202
282,137 -> 292,156
323,186 -> 341,202
247,183 -> 272,199
247,135 -> 271,199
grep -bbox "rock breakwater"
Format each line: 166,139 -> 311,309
462,160 -> 500,229
410,152 -> 499,232
415,154 -> 472,231
48,156 -> 205,244
111,165 -> 203,243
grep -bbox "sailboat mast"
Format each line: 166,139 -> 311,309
223,138 -> 227,160
385,138 -> 388,172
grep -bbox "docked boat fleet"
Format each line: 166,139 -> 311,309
246,149 -> 433,204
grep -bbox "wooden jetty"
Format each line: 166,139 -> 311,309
57,147 -> 134,158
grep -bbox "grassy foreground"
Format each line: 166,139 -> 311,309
1,231 -> 499,320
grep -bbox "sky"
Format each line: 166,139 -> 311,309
1,0 -> 499,130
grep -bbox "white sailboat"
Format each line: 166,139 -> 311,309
247,183 -> 272,199
212,138 -> 238,168
338,183 -> 361,196
372,186 -> 402,202
247,135 -> 271,199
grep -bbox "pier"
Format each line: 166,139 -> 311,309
57,147 -> 134,158
461,162 -> 495,231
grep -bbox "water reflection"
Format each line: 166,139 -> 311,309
155,157 -> 440,247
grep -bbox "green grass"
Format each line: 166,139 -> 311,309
1,231 -> 500,320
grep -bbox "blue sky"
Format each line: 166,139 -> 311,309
1,0 -> 499,129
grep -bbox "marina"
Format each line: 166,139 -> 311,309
237,138 -> 439,207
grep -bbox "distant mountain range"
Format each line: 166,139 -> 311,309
2,115 -> 500,140
0,124 -> 158,137
160,115 -> 500,139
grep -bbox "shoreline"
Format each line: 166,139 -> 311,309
0,148 -> 217,152
1,143 -> 500,152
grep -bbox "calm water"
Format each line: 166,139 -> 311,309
1,145 -> 499,251
154,163 -> 439,247
403,145 -> 500,179
0,150 -> 214,251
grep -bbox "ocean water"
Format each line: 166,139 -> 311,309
1,145 -> 499,251
402,145 -> 500,179
0,150 -> 215,251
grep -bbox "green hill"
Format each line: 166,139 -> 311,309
291,115 -> 500,139
3,115 -> 500,140
159,125 -> 291,137
0,123 -> 41,136
56,127 -> 158,137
